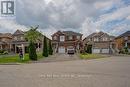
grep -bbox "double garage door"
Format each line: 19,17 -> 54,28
93,48 -> 109,53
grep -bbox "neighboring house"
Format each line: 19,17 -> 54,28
0,29 -> 51,53
0,33 -> 12,52
83,31 -> 115,54
115,31 -> 130,52
11,30 -> 29,53
11,29 -> 48,53
52,31 -> 83,53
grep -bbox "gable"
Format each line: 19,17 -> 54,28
13,29 -> 24,35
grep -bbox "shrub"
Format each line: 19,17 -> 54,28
124,47 -> 129,54
48,40 -> 53,55
86,45 -> 92,54
3,51 -> 8,55
0,50 -> 4,53
119,49 -> 125,54
0,50 -> 8,55
42,36 -> 48,57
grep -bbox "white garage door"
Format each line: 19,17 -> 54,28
58,47 -> 65,53
101,49 -> 109,53
92,49 -> 100,53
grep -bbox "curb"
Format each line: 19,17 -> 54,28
0,63 -> 22,65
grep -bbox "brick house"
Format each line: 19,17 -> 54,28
11,30 -> 30,53
0,29 -> 51,53
115,31 -> 130,52
83,31 -> 115,54
52,31 -> 83,53
0,33 -> 12,52
11,29 -> 50,53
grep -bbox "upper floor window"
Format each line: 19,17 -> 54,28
21,37 -> 24,40
110,38 -> 113,41
60,36 -> 65,41
1,38 -> 6,41
14,36 -> 17,40
94,37 -> 99,42
77,36 -> 80,40
88,38 -> 91,41
103,37 -> 108,41
124,37 -> 128,40
54,36 -> 57,40
69,36 -> 73,40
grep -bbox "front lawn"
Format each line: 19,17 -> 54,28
80,53 -> 106,59
0,53 -> 43,64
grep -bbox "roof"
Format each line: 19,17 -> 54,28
13,29 -> 24,35
116,31 -> 130,39
0,33 -> 12,38
93,31 -> 104,37
83,31 -> 115,41
63,31 -> 82,36
52,31 -> 82,36
83,33 -> 96,41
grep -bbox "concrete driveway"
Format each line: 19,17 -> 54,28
0,55 -> 130,87
36,53 -> 80,63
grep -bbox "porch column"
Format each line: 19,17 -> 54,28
37,43 -> 40,51
9,43 -> 12,52
15,44 -> 17,53
22,44 -> 25,60
125,42 -> 128,47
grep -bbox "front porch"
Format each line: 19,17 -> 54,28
0,42 -> 12,52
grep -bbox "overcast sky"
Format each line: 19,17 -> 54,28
0,0 -> 130,38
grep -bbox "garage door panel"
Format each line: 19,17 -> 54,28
102,49 -> 109,53
58,47 -> 65,53
92,49 -> 100,53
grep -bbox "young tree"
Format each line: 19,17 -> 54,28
42,36 -> 48,57
48,40 -> 53,55
29,41 -> 37,60
25,25 -> 42,60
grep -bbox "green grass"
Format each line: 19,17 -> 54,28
0,53 -> 43,64
80,53 -> 105,59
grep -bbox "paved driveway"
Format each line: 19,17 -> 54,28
0,55 -> 130,87
36,54 -> 80,63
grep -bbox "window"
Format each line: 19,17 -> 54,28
88,38 -> 91,41
69,36 -> 73,40
14,37 -> 17,40
54,36 -> 57,40
77,36 -> 80,40
110,38 -> 112,41
60,36 -> 65,41
21,37 -> 24,40
103,37 -> 108,41
94,37 -> 99,42
124,37 -> 128,40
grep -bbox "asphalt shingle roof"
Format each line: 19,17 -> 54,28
13,29 -> 24,35
116,31 -> 130,38
63,31 -> 82,36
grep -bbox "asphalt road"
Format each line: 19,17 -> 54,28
0,55 -> 130,87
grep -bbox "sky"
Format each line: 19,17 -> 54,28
0,0 -> 130,39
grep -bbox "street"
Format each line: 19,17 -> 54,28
0,55 -> 130,87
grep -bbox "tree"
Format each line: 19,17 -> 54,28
48,40 -> 53,55
42,36 -> 48,57
29,41 -> 37,60
25,25 -> 42,60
